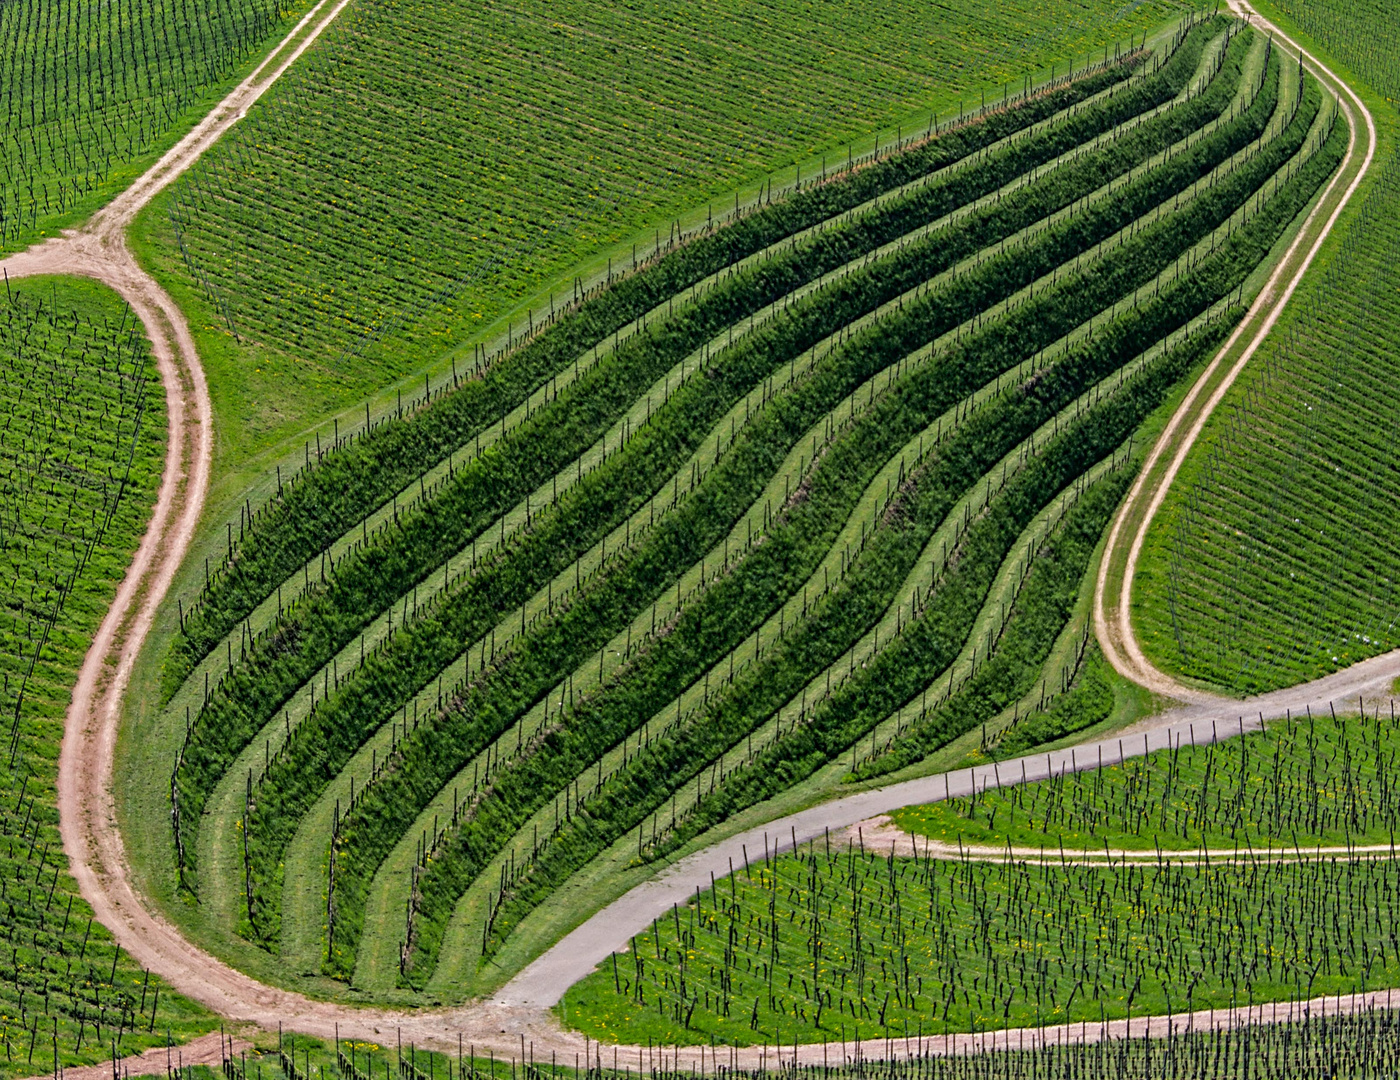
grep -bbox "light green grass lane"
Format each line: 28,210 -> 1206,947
133,12 -> 1237,1008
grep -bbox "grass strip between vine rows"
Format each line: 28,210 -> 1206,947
851,474 -> 1136,780
468,309 -> 1236,969
990,644 -> 1116,760
174,30 -> 1206,879
643,92 -> 1346,857
184,23 -> 1228,904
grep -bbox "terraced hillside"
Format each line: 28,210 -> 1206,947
130,13 -> 1350,1012
0,0 -> 299,255
137,0 -> 1195,455
1132,0 -> 1400,694
0,277 -> 210,1078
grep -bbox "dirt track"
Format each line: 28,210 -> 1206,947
53,1034 -> 246,1080
6,0 -> 1389,1074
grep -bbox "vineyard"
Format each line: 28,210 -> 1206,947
0,0 -> 297,254
1133,0 -> 1400,694
563,707 -> 1400,1047
108,6 -> 1359,1020
0,277 -> 208,1078
139,0 -> 1198,450
564,836 -> 1400,1045
892,704 -> 1400,852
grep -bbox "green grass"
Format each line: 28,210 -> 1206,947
0,276 -> 212,1077
331,22 -> 1265,983
1268,0 -> 1398,110
504,42 -> 1341,960
144,0 -> 1192,460
162,40 -> 1158,705
978,644 -> 1116,763
185,45 -> 1176,945
561,837 -> 1400,1045
892,707 -> 1400,852
1133,0 -> 1400,694
309,25 -> 1268,976
0,0 -> 304,255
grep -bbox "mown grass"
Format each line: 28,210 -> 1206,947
119,8 -> 1348,1017
128,27 -> 1215,1002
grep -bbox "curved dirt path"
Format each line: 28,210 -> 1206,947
10,0 -> 1394,1074
840,815 -> 1400,863
53,1034 -> 247,1080
1092,0 -> 1380,702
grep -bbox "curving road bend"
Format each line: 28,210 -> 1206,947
6,0 -> 1391,1073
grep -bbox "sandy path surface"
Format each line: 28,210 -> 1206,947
54,1034 -> 248,1080
502,665 -> 1400,1012
839,815 -> 1400,863
5,0 -> 1389,1074
1092,0 -> 1380,702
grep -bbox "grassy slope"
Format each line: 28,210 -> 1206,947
169,16 -> 1338,1008
127,0 -> 1191,478
553,37 -> 1355,1038
472,336 -> 1208,1010
1132,0 -> 1400,694
506,22 -> 1318,987
371,22 -> 1266,995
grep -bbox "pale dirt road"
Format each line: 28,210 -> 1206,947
839,815 -> 1400,863
1092,0 -> 1380,703
9,0 -> 1389,1074
53,1034 -> 247,1080
501,661 -> 1400,1012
